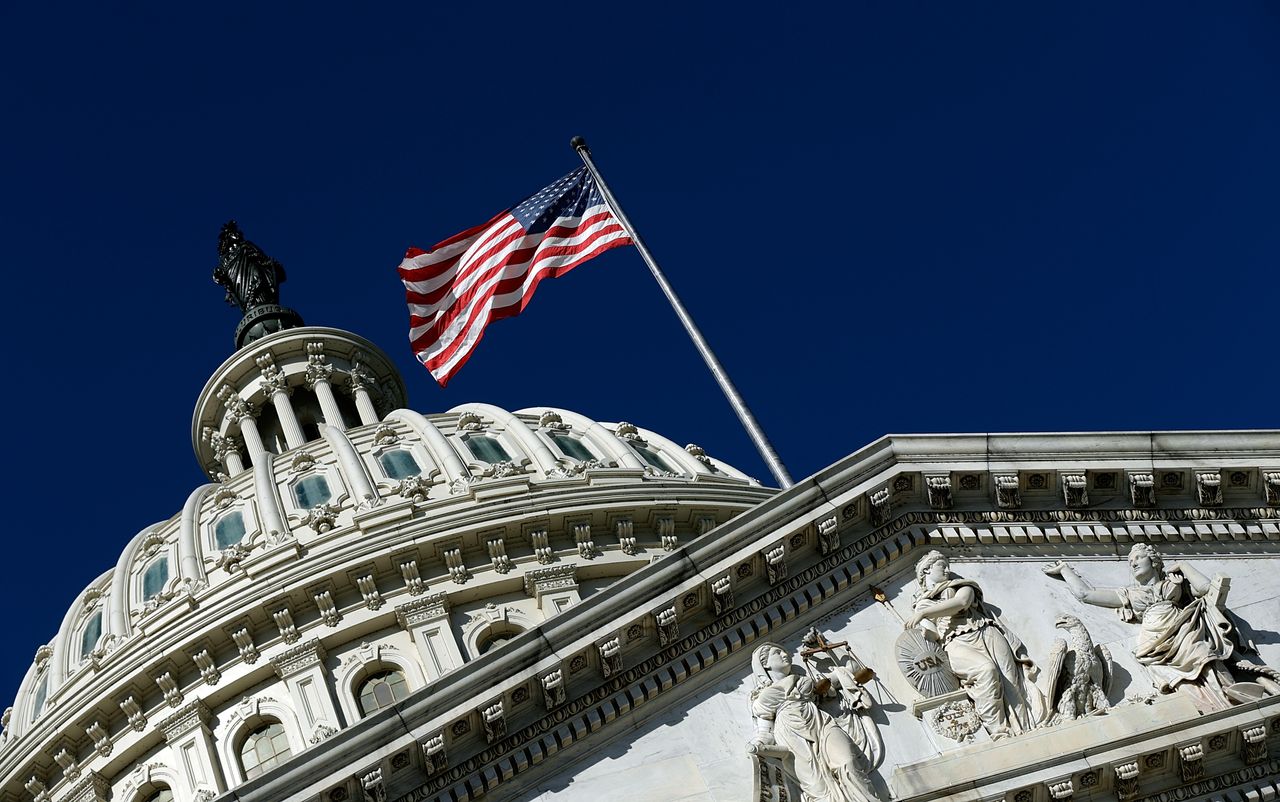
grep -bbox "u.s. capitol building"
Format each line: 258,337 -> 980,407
1,226 -> 1278,802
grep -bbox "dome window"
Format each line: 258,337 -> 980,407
240,720 -> 292,780
142,556 -> 169,600
549,433 -> 594,462
465,435 -> 511,464
31,676 -> 47,721
80,611 -> 103,660
357,669 -> 409,717
629,443 -> 674,473
477,625 -> 524,654
215,511 -> 247,549
378,450 -> 421,481
293,475 -> 332,509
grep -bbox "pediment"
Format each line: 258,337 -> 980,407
225,431 -> 1280,802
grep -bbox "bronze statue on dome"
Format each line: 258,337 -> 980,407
213,220 -> 287,313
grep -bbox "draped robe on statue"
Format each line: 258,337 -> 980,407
751,674 -> 877,802
1116,573 -> 1235,692
914,579 -> 1047,738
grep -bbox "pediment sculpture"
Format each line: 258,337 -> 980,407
1045,543 -> 1280,708
1042,613 -> 1114,724
903,550 -> 1048,740
748,628 -> 883,802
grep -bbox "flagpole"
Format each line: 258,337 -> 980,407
571,136 -> 795,489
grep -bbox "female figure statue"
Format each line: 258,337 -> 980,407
1044,544 -> 1278,704
748,641 -> 880,802
213,220 -> 287,313
906,551 -> 1047,739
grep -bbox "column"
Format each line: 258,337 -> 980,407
346,353 -> 381,425
258,355 -> 305,449
305,342 -> 346,427
394,593 -> 463,682
208,431 -> 245,476
218,386 -> 265,465
270,639 -> 345,737
160,700 -> 225,799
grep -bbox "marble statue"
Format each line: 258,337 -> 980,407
1044,544 -> 1280,706
1042,614 -> 1113,724
748,634 -> 882,802
906,551 -> 1047,739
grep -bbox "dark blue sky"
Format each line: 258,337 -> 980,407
1,4 -> 1276,700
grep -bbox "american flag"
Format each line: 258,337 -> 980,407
399,167 -> 632,386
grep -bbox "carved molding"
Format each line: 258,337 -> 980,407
356,575 -> 384,610
119,696 -> 146,732
1114,760 -> 1140,800
572,522 -> 597,559
158,699 -> 210,743
685,443 -> 716,470
1265,472 -> 1280,506
395,593 -> 450,627
154,671 -> 183,708
1178,742 -> 1204,782
528,529 -> 554,563
1129,473 -> 1155,507
271,639 -> 327,678
230,626 -> 259,664
762,544 -> 786,585
442,542 -> 470,584
994,474 -> 1021,509
616,518 -> 637,556
481,700 -> 505,743
926,475 -> 953,510
273,607 -> 299,644
653,605 -> 679,647
192,649 -> 221,685
1196,471 -> 1223,507
868,488 -> 891,526
524,565 -> 577,600
1061,474 -> 1088,508
399,559 -> 426,595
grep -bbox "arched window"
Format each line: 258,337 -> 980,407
549,433 -> 594,462
293,475 -> 332,509
215,511 -> 246,549
143,788 -> 174,802
357,669 -> 409,717
465,435 -> 510,464
378,450 -> 421,480
477,625 -> 524,655
30,676 -> 47,722
80,611 -> 103,660
142,556 -> 169,600
240,720 -> 292,780
629,443 -> 673,473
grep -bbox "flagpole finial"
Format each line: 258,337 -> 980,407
570,135 -> 588,152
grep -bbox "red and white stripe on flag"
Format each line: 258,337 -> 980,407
398,169 -> 631,386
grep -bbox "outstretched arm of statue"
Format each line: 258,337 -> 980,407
905,586 -> 973,628
1042,561 -> 1123,608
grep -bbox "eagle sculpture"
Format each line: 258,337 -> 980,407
1044,614 -> 1113,725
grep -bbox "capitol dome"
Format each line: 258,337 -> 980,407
0,305 -> 770,802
